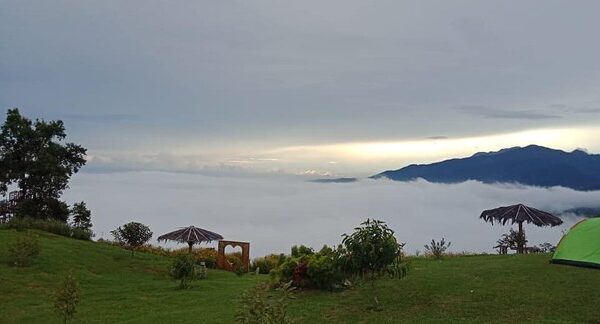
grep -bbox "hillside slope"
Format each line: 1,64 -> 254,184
373,145 -> 600,190
0,230 -> 261,324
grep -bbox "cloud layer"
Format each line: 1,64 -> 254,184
64,172 -> 598,257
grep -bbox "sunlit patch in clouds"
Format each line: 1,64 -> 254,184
64,172 -> 600,257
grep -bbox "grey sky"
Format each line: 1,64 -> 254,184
2,1 -> 600,176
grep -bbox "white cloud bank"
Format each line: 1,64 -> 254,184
64,172 -> 599,257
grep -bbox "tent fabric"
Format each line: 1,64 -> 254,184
552,218 -> 600,268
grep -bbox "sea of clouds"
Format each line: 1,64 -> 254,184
64,172 -> 600,257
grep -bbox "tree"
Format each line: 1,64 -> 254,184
111,222 -> 153,256
0,109 -> 87,221
70,202 -> 92,230
54,272 -> 80,324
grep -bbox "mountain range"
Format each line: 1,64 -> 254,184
372,145 -> 600,191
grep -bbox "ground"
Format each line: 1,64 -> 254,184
1,229 -> 600,323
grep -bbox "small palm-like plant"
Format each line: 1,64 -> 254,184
424,238 -> 451,259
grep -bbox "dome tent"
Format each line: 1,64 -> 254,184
552,218 -> 600,268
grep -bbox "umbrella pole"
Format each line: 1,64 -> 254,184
518,222 -> 524,254
188,242 -> 193,253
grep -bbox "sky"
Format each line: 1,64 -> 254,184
2,1 -> 600,177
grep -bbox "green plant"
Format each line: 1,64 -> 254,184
71,228 -> 93,240
236,281 -> 296,324
70,201 -> 92,231
424,238 -> 451,259
497,229 -> 527,252
341,219 -> 403,278
170,254 -> 196,289
0,108 -> 86,221
111,222 -> 153,257
7,232 -> 40,267
54,272 -> 80,324
251,254 -> 286,274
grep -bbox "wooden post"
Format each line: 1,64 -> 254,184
518,222 -> 524,254
188,241 -> 193,253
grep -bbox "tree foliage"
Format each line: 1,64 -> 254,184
70,202 -> 92,230
0,109 -> 86,221
111,222 -> 153,256
341,219 -> 404,278
54,272 -> 80,324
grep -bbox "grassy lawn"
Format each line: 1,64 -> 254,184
2,229 -> 600,323
288,254 -> 600,323
0,229 -> 263,323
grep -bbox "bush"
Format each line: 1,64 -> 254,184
4,217 -> 93,240
7,232 -> 41,267
54,272 -> 80,324
251,254 -> 286,274
424,238 -> 451,259
170,254 -> 196,289
341,219 -> 404,278
236,281 -> 296,324
71,228 -> 93,241
171,247 -> 218,268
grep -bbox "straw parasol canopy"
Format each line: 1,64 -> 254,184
158,226 -> 223,252
480,203 -> 563,253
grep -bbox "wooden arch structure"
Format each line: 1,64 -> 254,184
216,240 -> 250,272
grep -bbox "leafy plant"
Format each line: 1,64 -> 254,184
54,272 -> 80,324
0,108 -> 87,221
170,254 -> 196,289
236,281 -> 296,324
341,219 -> 403,278
538,242 -> 556,253
497,229 -> 527,252
111,222 -> 153,257
251,254 -> 286,274
424,238 -> 451,259
7,232 -> 40,267
70,201 -> 92,231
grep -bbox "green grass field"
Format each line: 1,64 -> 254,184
2,229 -> 600,323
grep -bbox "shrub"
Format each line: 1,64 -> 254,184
497,229 -> 527,252
71,228 -> 93,241
111,222 -> 153,257
236,281 -> 296,324
424,238 -> 451,259
7,232 -> 41,267
538,242 -> 556,253
170,254 -> 196,289
171,247 -> 218,268
251,254 -> 286,274
54,272 -> 80,324
341,219 -> 403,278
306,253 -> 344,290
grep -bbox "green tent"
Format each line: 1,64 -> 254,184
552,218 -> 600,268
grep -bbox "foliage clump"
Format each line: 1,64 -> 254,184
0,108 -> 86,221
7,232 -> 40,267
341,219 -> 405,278
111,222 -> 153,256
424,238 -> 451,259
236,281 -> 296,324
170,254 -> 196,289
251,254 -> 286,274
270,219 -> 408,291
496,228 -> 527,252
54,272 -> 80,324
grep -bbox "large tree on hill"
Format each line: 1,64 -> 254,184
0,108 -> 87,221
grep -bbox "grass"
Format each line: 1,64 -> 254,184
0,229 -> 262,323
2,229 -> 600,323
288,254 -> 600,323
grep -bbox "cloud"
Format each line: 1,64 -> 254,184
455,105 -> 561,120
64,172 -> 600,257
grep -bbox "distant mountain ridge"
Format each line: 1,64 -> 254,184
372,145 -> 600,191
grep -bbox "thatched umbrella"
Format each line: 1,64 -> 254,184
480,204 -> 563,253
157,226 -> 223,252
